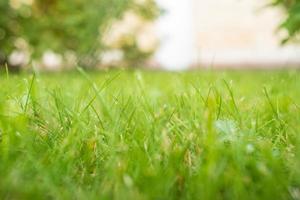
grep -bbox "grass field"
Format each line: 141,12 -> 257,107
0,69 -> 300,200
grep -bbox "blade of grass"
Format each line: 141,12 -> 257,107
263,87 -> 279,119
5,63 -> 9,79
24,73 -> 36,113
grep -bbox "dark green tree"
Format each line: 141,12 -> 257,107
272,0 -> 300,43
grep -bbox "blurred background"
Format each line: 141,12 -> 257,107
0,0 -> 300,71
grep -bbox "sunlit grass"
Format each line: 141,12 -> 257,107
0,69 -> 300,199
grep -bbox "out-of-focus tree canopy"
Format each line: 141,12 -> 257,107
271,0 -> 300,43
0,0 -> 159,68
0,0 -> 16,62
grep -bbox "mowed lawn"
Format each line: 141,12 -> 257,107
0,70 -> 300,200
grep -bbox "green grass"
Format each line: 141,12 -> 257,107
1,69 -> 300,200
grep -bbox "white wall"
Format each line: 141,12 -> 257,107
155,0 -> 197,70
154,0 -> 300,69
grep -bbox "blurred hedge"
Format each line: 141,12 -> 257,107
0,0 -> 159,69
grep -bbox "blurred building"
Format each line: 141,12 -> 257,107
154,0 -> 300,70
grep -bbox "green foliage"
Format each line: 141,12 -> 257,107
1,70 -> 300,199
0,0 -> 17,56
0,0 -> 159,67
272,0 -> 300,43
